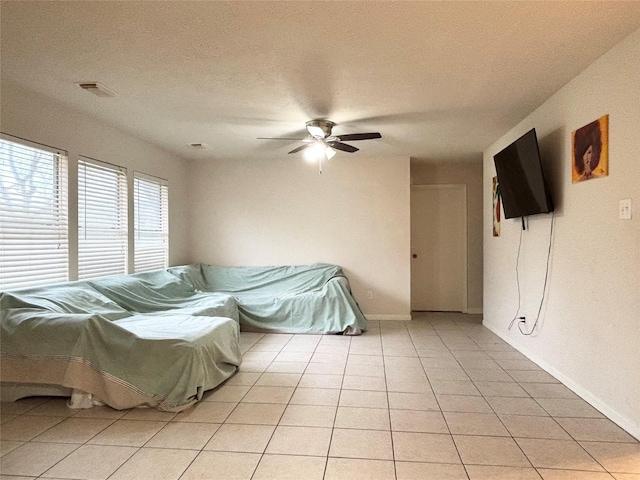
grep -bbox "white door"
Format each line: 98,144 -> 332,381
411,185 -> 467,312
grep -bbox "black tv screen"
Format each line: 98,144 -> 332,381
493,128 -> 554,219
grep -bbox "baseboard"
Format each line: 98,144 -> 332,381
465,307 -> 483,315
484,322 -> 640,441
366,315 -> 412,321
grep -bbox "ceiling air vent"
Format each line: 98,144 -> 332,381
189,143 -> 210,150
77,82 -> 118,97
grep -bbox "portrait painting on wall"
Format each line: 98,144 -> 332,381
492,176 -> 500,237
572,114 -> 609,183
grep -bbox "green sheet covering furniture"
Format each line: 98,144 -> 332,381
0,263 -> 365,411
0,271 -> 241,412
168,263 -> 367,335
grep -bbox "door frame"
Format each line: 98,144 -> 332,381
410,184 -> 468,313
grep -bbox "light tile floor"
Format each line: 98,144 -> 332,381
1,312 -> 639,479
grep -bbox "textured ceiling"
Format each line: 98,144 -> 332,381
2,1 -> 640,163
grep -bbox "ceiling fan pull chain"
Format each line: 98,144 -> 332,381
319,154 -> 323,174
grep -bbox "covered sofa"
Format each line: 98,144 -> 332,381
168,263 -> 367,335
0,263 -> 366,411
0,270 -> 242,412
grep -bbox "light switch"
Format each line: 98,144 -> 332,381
619,199 -> 632,220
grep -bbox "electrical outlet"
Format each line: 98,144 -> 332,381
366,290 -> 373,300
619,199 -> 632,220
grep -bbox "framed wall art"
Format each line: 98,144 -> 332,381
572,114 -> 609,183
492,176 -> 500,237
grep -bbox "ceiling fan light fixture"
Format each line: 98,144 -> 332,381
305,119 -> 335,138
306,125 -> 325,138
325,146 -> 336,160
264,119 -> 381,168
304,142 -> 325,162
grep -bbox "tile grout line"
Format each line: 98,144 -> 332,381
13,398 -> 130,480
463,323 -> 619,476
377,324 -> 397,479
453,317 -> 622,477
322,331 -> 354,480
2,316 -> 638,479
453,317 -> 537,476
424,318 -> 471,480
248,333 -> 325,480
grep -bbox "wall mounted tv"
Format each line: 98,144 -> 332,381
493,128 -> 554,220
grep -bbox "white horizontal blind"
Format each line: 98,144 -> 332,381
0,137 -> 68,290
78,157 -> 128,279
134,173 -> 168,272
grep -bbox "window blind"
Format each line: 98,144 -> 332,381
78,157 -> 128,280
134,173 -> 168,272
0,137 -> 68,290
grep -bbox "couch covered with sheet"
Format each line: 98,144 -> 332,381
0,270 -> 242,411
169,263 -> 367,335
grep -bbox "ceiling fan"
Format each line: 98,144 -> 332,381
258,119 -> 382,173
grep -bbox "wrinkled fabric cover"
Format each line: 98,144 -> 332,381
168,263 -> 367,335
87,270 -> 239,322
1,283 -> 130,320
1,263 -> 365,411
0,273 -> 241,411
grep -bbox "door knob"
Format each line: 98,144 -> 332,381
412,254 -> 417,258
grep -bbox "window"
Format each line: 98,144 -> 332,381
134,173 -> 168,272
0,136 -> 68,290
78,157 -> 128,279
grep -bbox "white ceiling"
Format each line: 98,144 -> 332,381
2,1 -> 640,163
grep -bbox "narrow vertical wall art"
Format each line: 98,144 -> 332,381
492,176 -> 501,237
572,114 -> 609,183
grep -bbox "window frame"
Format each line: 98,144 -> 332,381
133,172 -> 169,273
0,134 -> 69,290
77,156 -> 128,280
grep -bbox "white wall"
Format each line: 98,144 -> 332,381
187,156 -> 411,319
1,78 -> 412,318
412,161 -> 483,313
0,80 -> 192,271
483,29 -> 640,438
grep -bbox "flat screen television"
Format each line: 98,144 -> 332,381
493,128 -> 554,219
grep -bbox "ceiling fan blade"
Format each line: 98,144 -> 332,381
335,133 -> 382,141
288,143 -> 314,154
327,142 -> 359,153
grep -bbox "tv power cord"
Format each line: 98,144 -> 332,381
508,211 -> 555,335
